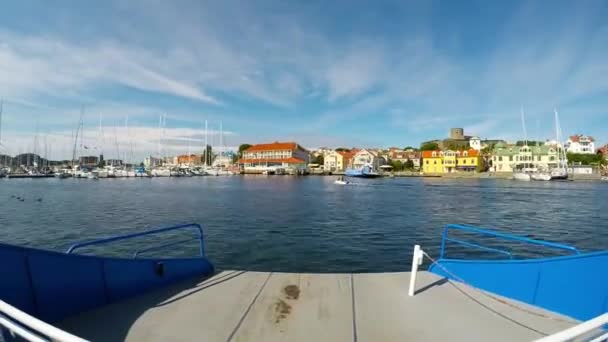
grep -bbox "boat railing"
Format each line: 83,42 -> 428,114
0,299 -> 87,342
66,223 -> 206,258
533,312 -> 608,342
439,224 -> 580,259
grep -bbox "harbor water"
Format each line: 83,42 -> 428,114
1,176 -> 607,272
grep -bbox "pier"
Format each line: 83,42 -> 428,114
58,271 -> 576,342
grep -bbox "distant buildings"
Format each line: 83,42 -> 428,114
422,128 -> 505,151
565,135 -> 595,154
422,149 -> 480,174
388,148 -> 421,169
238,141 -> 309,173
490,143 -> 560,172
351,149 -> 386,170
324,150 -> 356,172
176,154 -> 203,165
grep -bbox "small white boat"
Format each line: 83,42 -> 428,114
601,176 -> 608,182
531,172 -> 551,181
334,180 -> 349,185
512,172 -> 531,181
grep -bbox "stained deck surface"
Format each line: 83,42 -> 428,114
58,271 -> 577,341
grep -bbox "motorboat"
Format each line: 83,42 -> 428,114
334,179 -> 350,185
344,164 -> 380,178
512,171 -> 531,181
531,172 -> 551,181
0,223 -> 605,341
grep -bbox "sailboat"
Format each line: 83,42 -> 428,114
513,107 -> 531,181
549,108 -> 568,180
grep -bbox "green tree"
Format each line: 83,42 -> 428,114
238,144 -> 252,155
567,153 -> 604,166
335,147 -> 351,152
420,142 -> 439,151
312,154 -> 324,165
404,159 -> 415,169
390,160 -> 404,171
403,146 -> 418,151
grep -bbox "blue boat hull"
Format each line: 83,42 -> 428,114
344,168 -> 381,178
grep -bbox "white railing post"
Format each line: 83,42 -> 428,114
534,312 -> 608,342
408,244 -> 424,297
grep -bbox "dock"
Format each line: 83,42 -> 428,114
58,271 -> 576,341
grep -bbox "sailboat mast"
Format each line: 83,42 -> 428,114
0,99 -> 3,147
71,106 -> 84,168
204,120 -> 208,166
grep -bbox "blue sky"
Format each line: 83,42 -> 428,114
0,0 -> 607,160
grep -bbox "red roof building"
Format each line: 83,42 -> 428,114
238,141 -> 309,173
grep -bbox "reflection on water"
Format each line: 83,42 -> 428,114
0,176 -> 607,272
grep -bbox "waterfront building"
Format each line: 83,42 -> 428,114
490,143 -> 560,172
565,135 -> 595,154
177,154 -> 202,165
238,141 -> 309,173
422,151 -> 444,173
469,137 -> 481,151
350,149 -> 385,170
388,148 -> 421,169
422,149 -> 480,173
323,150 -> 356,172
78,156 -> 98,167
144,156 -> 162,168
598,144 -> 608,160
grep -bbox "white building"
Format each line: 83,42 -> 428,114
351,149 -> 385,170
565,135 -> 595,154
469,137 -> 481,151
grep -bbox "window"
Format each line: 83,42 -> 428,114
499,156 -> 503,162
509,156 -> 513,161
434,160 -> 437,165
426,160 -> 429,165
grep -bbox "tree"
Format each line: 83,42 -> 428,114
238,144 -> 252,155
390,160 -> 404,171
404,159 -> 415,169
312,154 -> 324,165
420,142 -> 439,151
567,153 -> 604,166
335,147 -> 351,152
516,140 -> 543,146
403,146 -> 418,151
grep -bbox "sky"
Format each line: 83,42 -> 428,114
0,0 -> 607,161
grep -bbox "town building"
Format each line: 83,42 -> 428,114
238,141 -> 309,173
565,135 -> 595,154
422,128 -> 505,151
78,156 -> 99,167
490,143 -> 561,172
176,154 -> 202,165
144,156 -> 162,168
421,151 -> 444,173
324,150 -> 356,172
422,149 -> 480,174
597,144 -> 608,160
350,149 -> 385,170
388,148 -> 421,169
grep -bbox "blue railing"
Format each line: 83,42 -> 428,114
439,224 -> 580,259
66,223 -> 206,258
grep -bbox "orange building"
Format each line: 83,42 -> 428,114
177,154 -> 202,165
238,141 -> 309,173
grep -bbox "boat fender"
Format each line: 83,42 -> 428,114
154,262 -> 165,277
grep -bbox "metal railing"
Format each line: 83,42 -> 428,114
66,223 -> 206,258
534,312 -> 608,342
0,300 -> 88,342
439,224 -> 580,259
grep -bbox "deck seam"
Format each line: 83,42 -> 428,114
226,272 -> 273,342
351,273 -> 358,342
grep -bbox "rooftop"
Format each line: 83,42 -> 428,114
58,271 -> 576,342
245,142 -> 306,152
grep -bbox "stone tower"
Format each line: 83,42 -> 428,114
450,128 -> 464,140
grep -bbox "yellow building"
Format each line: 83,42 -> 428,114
422,149 -> 480,173
422,150 -> 444,173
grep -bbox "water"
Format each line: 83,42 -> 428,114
1,176 -> 607,273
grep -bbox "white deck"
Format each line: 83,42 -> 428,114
58,271 -> 577,341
